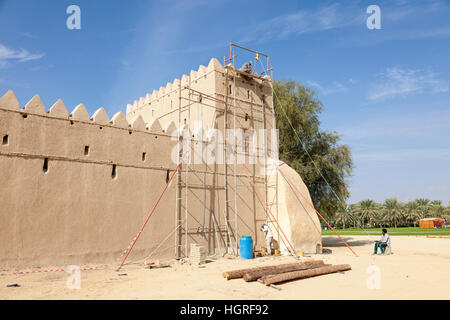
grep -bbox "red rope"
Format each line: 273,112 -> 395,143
278,168 -> 358,257
239,162 -> 298,258
117,159 -> 184,271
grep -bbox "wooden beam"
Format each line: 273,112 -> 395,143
222,260 -> 324,280
261,264 -> 352,286
243,261 -> 326,282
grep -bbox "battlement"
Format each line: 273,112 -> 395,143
126,58 -> 224,116
0,90 -> 176,135
125,57 -> 274,136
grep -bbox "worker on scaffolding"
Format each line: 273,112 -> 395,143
239,61 -> 259,77
260,223 -> 273,255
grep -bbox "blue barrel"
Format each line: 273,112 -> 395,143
240,236 -> 253,259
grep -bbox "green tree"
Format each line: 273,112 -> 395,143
274,80 -> 353,217
334,209 -> 349,229
353,199 -> 380,227
383,198 -> 404,228
404,201 -> 420,227
416,198 -> 431,219
430,203 -> 444,217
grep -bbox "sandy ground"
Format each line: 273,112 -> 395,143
1,235 -> 449,300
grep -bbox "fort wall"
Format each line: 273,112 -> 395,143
0,57 -> 321,268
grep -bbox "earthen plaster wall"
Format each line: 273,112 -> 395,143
0,57 -> 322,268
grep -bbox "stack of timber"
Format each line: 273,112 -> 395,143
222,260 -> 351,286
222,260 -> 323,280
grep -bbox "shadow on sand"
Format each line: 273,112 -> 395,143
322,236 -> 373,248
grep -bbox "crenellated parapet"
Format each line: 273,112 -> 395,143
0,90 -> 174,136
0,90 -> 180,174
124,57 -> 275,138
125,58 -> 225,130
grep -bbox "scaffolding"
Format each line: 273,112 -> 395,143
171,43 -> 277,259
116,44 -> 303,270
116,43 -> 356,270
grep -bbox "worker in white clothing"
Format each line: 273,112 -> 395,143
260,223 -> 273,255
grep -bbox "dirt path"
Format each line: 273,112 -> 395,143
1,235 -> 449,300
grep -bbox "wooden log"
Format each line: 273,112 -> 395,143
262,264 -> 351,286
243,261 -> 326,282
222,260 -> 324,280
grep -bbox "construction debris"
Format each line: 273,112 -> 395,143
145,259 -> 160,266
190,244 -> 207,266
243,260 -> 326,282
261,264 -> 352,286
145,258 -> 171,269
148,263 -> 170,269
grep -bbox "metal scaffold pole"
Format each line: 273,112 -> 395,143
184,77 -> 191,258
233,64 -> 239,256
223,67 -> 233,255
175,78 -> 183,259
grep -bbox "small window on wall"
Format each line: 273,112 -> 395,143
229,84 -> 232,94
2,134 -> 8,145
247,90 -> 250,99
112,164 -> 117,179
166,170 -> 170,183
142,152 -> 146,161
43,158 -> 49,173
245,113 -> 249,122
84,146 -> 90,156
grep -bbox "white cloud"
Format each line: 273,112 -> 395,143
384,0 -> 449,22
368,67 -> 450,101
0,43 -> 44,67
306,80 -> 348,95
355,148 -> 450,163
20,32 -> 38,39
249,3 -> 362,42
247,1 -> 450,44
336,110 -> 450,145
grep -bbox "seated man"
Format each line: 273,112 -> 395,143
373,228 -> 390,255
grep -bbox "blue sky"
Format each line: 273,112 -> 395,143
1,0 -> 449,205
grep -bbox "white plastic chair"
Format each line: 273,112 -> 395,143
383,244 -> 392,255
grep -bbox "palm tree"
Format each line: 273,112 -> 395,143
416,198 -> 431,219
404,201 -> 420,227
353,199 -> 379,227
348,204 -> 362,228
334,209 -> 349,229
383,198 -> 404,228
430,203 -> 444,217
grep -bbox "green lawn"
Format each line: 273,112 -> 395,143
321,227 -> 450,236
